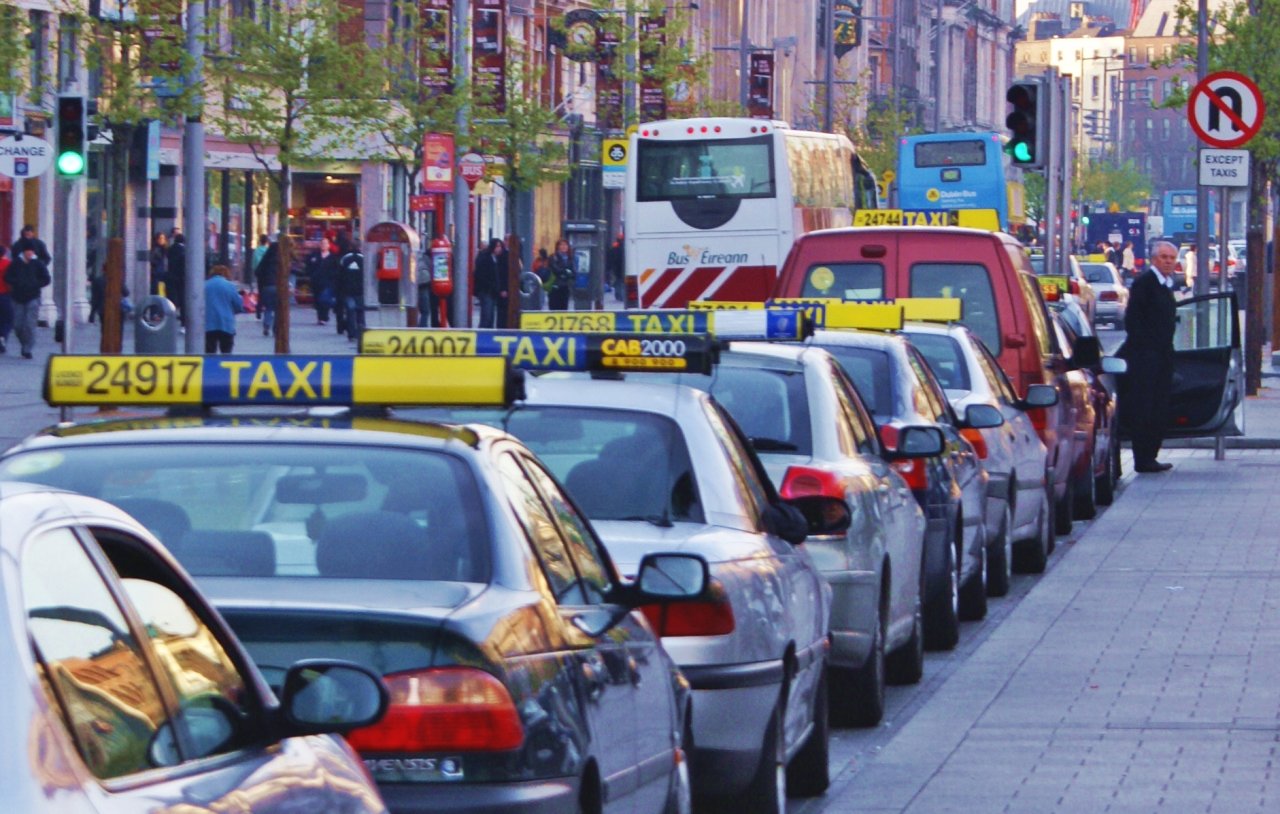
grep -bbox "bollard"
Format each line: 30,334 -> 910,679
134,294 -> 180,354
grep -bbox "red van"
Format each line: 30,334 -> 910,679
774,226 -> 1082,536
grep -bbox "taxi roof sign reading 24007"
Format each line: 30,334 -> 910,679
44,355 -> 522,408
360,329 -> 717,374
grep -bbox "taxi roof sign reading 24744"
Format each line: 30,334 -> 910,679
44,355 -> 522,407
359,329 -> 718,375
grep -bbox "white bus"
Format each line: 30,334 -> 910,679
624,117 -> 878,308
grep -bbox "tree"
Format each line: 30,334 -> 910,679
0,7 -> 28,99
1074,157 -> 1152,212
204,0 -> 382,353
1023,170 -> 1048,226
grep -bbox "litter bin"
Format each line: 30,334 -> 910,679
135,295 -> 179,353
519,271 -> 545,312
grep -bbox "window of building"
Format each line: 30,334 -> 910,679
1162,118 -> 1171,140
1091,75 -> 1100,99
1129,45 -> 1139,62
1147,78 -> 1157,101
57,14 -> 77,90
28,11 -> 47,99
1163,79 -> 1173,99
1146,45 -> 1155,63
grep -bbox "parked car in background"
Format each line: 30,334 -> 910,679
1030,253 -> 1096,325
901,321 -> 1057,584
1176,244 -> 1223,288
1078,261 -> 1129,327
0,483 -> 390,814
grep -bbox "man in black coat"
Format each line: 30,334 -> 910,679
1117,240 -> 1179,472
167,230 -> 187,323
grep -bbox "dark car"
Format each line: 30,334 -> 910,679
0,482 -> 389,814
1,355 -> 709,814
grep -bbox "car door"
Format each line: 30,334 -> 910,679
518,452 -> 678,814
20,524 -> 375,813
1166,292 -> 1244,438
494,449 -> 640,814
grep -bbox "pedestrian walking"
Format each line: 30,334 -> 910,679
338,241 -> 366,341
546,239 -> 574,311
254,236 -> 280,337
149,231 -> 169,295
250,234 -> 268,319
0,246 -> 12,354
12,224 -> 51,267
88,271 -> 130,327
1117,240 -> 1178,473
306,242 -> 338,325
204,264 -> 244,354
1183,245 -> 1197,291
474,238 -> 508,328
167,230 -> 187,323
5,245 -> 51,359
1121,241 -> 1136,283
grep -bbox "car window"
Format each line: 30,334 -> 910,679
905,332 -> 971,392
1080,263 -> 1113,284
906,349 -> 949,422
802,261 -> 885,300
823,345 -> 894,422
496,451 -> 586,603
1051,316 -> 1075,354
830,362 -> 879,457
500,407 -> 704,524
707,366 -> 813,454
1173,295 -> 1235,351
519,454 -> 612,602
0,445 -> 491,583
969,334 -> 1018,403
22,527 -> 174,779
1017,272 -> 1055,357
909,262 -> 1001,352
704,401 -> 773,525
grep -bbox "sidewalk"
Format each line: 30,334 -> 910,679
821,447 -> 1280,812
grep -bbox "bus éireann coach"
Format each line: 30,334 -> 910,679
625,118 -> 877,308
896,132 -> 1023,234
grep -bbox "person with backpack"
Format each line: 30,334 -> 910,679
254,236 -> 280,337
338,242 -> 366,341
6,245 -> 52,359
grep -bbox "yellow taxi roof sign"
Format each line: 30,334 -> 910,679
899,297 -> 963,323
852,208 -> 1000,232
520,309 -> 810,340
687,300 -> 765,311
44,355 -> 522,408
771,298 -> 904,331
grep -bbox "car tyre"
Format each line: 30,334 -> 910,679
1054,479 -> 1074,538
923,527 -> 960,651
885,597 -> 924,685
1097,439 -> 1118,506
1013,485 -> 1051,574
786,673 -> 830,797
986,502 -> 1013,597
958,533 -> 987,621
663,722 -> 693,814
833,613 -> 885,727
739,692 -> 788,813
1074,449 -> 1098,520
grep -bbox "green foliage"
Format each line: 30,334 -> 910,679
0,7 -> 28,98
1024,170 -> 1047,224
1074,157 -> 1152,211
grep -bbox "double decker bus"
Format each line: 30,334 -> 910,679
1161,190 -> 1216,244
625,118 -> 877,308
896,132 -> 1022,233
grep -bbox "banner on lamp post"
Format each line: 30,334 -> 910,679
640,15 -> 667,122
473,0 -> 506,115
598,21 -> 624,132
421,0 -> 453,96
748,53 -> 774,119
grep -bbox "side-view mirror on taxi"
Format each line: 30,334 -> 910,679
1100,356 -> 1127,375
962,403 -> 1005,430
280,660 -> 389,734
763,501 -> 811,546
1020,383 -> 1059,409
1068,336 -> 1102,369
786,495 -> 853,537
879,424 -> 946,458
636,552 -> 711,600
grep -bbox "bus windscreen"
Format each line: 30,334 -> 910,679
637,136 -> 776,201
914,139 -> 987,168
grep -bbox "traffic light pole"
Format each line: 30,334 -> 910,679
1043,73 -> 1059,279
183,0 -> 206,351
1059,74 -> 1073,279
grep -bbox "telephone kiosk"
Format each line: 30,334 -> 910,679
364,221 -> 421,325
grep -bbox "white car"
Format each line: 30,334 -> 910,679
1078,261 -> 1129,327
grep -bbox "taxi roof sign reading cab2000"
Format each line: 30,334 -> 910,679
360,329 -> 717,374
44,355 -> 522,407
517,308 -> 812,340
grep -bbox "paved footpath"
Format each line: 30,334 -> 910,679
815,446 -> 1280,813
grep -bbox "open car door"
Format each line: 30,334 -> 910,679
1166,291 -> 1244,438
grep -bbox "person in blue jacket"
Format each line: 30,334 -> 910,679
204,263 -> 245,354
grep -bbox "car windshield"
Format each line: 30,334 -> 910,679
0,444 -> 491,582
903,332 -> 971,392
650,365 -> 813,455
819,345 -> 895,422
1080,264 -> 1113,284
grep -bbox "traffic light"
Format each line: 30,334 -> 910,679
1005,80 -> 1045,169
56,95 -> 86,177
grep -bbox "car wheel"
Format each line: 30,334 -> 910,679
741,693 -> 788,813
958,532 -> 987,621
1054,478 -> 1074,537
986,502 -> 1013,597
663,722 -> 693,814
786,673 -> 830,797
1074,457 -> 1098,520
886,596 -> 924,685
1097,439 -> 1118,506
833,612 -> 885,727
1013,484 -> 1051,574
924,526 -> 960,651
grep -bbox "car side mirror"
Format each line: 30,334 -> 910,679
1021,383 -> 1059,408
763,501 -> 809,545
1100,356 -> 1127,375
786,495 -> 852,537
1003,332 -> 1027,349
636,552 -> 710,600
962,403 -> 1005,429
280,660 -> 388,734
880,424 -> 945,458
1069,336 -> 1102,369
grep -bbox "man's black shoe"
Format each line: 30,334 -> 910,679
1135,461 -> 1173,473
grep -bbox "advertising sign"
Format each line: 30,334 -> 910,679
598,20 -> 624,132
748,53 -> 774,120
640,16 -> 667,122
421,0 -> 453,96
0,93 -> 14,130
474,0 -> 505,114
422,132 -> 455,193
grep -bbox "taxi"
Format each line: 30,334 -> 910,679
1,355 -> 713,814
0,482 -> 388,813
366,325 -> 841,814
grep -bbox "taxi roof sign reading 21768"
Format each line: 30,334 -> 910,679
44,355 -> 522,407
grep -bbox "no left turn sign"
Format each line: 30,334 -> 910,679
1187,71 -> 1265,148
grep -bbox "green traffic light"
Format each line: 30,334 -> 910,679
1012,141 -> 1033,162
1082,215 -> 1091,225
57,151 -> 85,176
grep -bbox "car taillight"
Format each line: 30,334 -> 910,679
1068,279 -> 1080,295
890,457 -> 929,490
1176,262 -> 1183,272
1099,290 -> 1118,301
642,591 -> 735,636
779,466 -> 845,500
345,667 -> 524,753
625,276 -> 639,308
959,428 -> 988,459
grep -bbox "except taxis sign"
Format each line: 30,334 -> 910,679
44,355 -> 520,407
